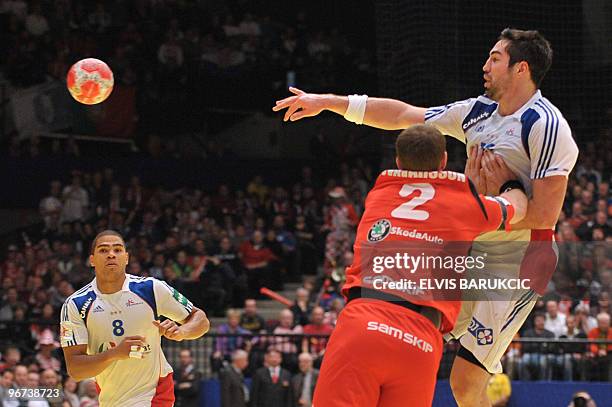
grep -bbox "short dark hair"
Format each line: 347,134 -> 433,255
499,28 -> 553,87
90,230 -> 125,254
534,312 -> 546,321
395,124 -> 446,171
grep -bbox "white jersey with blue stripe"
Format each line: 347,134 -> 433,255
60,275 -> 193,407
425,90 -> 579,244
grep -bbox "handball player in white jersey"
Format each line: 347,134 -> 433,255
60,230 -> 210,407
273,28 -> 579,407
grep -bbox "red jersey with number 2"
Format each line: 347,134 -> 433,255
342,170 -> 515,333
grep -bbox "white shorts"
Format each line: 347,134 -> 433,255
446,229 -> 557,373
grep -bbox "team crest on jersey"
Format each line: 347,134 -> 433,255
367,219 -> 392,242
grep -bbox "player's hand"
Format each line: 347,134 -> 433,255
153,319 -> 185,341
111,336 -> 149,360
272,87 -> 327,122
465,145 -> 487,194
481,150 -> 516,195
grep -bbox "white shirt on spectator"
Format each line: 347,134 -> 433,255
61,185 -> 89,222
39,195 -> 62,228
545,312 -> 567,338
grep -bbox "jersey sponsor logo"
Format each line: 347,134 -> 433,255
367,219 -> 392,242
93,304 -> 104,313
462,111 -> 491,130
468,317 -> 494,345
480,142 -> 495,150
79,297 -> 93,319
389,226 -> 444,244
366,321 -> 434,352
126,298 -> 144,307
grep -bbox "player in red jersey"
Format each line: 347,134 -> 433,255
312,124 -> 527,407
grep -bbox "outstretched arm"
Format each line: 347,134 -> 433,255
272,87 -> 426,130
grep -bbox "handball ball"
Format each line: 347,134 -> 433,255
66,58 -> 114,105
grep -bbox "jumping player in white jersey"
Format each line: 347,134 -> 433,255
60,230 -> 210,407
273,28 -> 579,407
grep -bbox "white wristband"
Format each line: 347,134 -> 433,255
344,94 -> 368,125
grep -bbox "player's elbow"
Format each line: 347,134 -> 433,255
201,316 -> 211,336
67,367 -> 86,382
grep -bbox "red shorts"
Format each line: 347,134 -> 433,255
313,298 -> 443,407
151,373 -> 175,407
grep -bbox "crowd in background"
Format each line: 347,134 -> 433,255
0,128 -> 609,403
0,0 -> 376,136
0,0 -> 610,406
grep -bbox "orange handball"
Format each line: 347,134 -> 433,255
66,58 -> 114,105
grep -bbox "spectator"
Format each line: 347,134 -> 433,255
212,309 -> 251,372
61,174 -> 89,222
558,315 -> 588,381
301,307 -> 333,366
240,299 -> 266,334
174,349 -> 202,407
545,300 -> 567,338
519,313 -> 555,380
39,181 -> 63,231
250,348 -> 293,407
291,353 -> 319,407
78,379 -> 99,407
575,304 -> 598,334
290,288 -> 312,327
220,349 -> 249,407
34,330 -> 61,372
270,309 -> 303,372
26,371 -> 50,406
586,312 -> 612,381
322,187 -> 358,271
0,287 -> 23,320
40,369 -> 61,407
62,376 -> 80,407
567,391 -> 598,407
0,346 -> 21,371
240,230 -> 278,299
0,369 -> 15,402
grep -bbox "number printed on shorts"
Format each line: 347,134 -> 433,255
112,319 -> 125,336
391,183 -> 435,220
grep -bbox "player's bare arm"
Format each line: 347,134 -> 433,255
509,176 -> 568,230
272,87 -> 426,130
63,335 -> 147,381
153,306 -> 210,341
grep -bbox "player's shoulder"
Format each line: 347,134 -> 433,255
65,282 -> 95,305
529,95 -> 570,131
125,274 -> 164,291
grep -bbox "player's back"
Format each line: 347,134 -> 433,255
343,169 -> 510,333
356,169 -> 501,243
